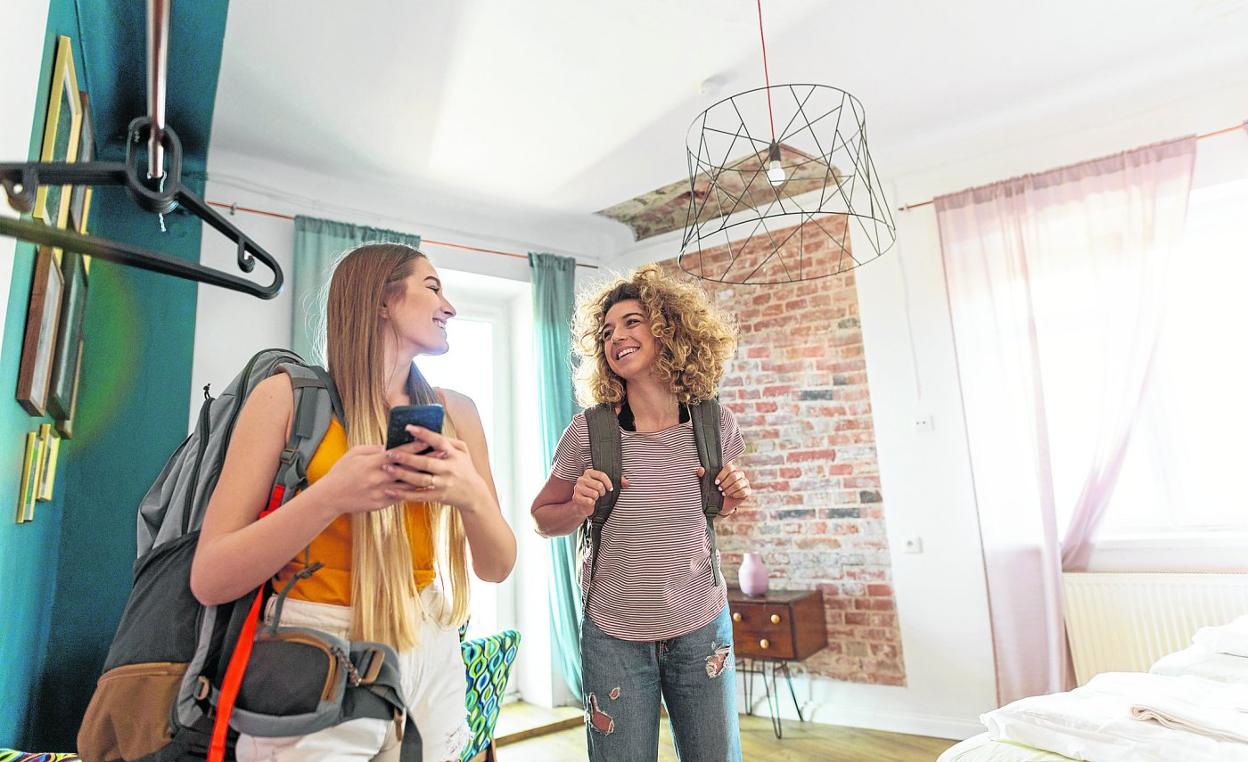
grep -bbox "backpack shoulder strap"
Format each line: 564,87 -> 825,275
583,404 -> 622,584
690,399 -> 724,515
585,403 -> 622,494
274,362 -> 339,499
690,398 -> 726,587
308,365 -> 345,422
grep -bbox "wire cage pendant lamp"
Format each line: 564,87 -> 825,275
679,2 -> 896,285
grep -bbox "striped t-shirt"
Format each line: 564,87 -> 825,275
551,405 -> 745,641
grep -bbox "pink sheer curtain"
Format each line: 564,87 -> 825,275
935,138 -> 1196,705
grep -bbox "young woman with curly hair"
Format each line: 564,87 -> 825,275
531,264 -> 752,762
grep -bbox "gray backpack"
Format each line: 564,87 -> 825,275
78,348 -> 423,761
577,399 -> 726,602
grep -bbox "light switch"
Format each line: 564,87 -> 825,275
902,536 -> 923,554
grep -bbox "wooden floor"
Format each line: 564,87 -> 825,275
496,712 -> 957,761
492,701 -> 584,745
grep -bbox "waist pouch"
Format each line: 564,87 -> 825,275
227,624 -> 419,757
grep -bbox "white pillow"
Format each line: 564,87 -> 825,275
1192,615 -> 1248,658
1150,646 -> 1248,685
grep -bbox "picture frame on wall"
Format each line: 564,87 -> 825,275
36,424 -> 59,503
17,248 -> 65,416
55,338 -> 84,440
15,430 -> 44,523
78,186 -> 94,274
68,90 -> 94,234
32,35 -> 83,246
47,252 -> 87,420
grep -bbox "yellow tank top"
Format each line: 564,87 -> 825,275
274,418 -> 436,605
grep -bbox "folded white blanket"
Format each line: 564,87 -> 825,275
982,673 -> 1248,762
1117,671 -> 1248,745
1194,615 -> 1248,658
1130,705 -> 1248,745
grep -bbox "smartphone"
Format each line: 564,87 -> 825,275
385,404 -> 444,451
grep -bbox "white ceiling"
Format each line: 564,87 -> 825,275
210,0 -> 1248,253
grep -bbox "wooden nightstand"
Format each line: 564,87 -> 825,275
728,587 -> 827,738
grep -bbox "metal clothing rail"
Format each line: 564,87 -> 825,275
1,119 -> 284,299
0,0 -> 285,300
146,0 -> 170,181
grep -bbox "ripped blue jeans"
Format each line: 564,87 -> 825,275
581,604 -> 742,762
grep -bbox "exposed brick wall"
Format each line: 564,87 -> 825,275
657,219 -> 905,686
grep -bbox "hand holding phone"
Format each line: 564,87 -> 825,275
386,404 -> 445,452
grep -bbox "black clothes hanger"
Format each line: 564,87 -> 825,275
0,1 -> 284,300
0,117 -> 283,299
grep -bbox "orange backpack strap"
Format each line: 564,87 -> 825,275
206,485 -> 285,762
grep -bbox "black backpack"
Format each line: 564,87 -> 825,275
77,349 -> 422,761
576,399 -> 726,601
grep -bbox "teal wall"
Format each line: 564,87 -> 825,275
0,3 -> 91,745
0,1 -> 230,749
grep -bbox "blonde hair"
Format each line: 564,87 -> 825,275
323,243 -> 470,650
572,264 -> 737,407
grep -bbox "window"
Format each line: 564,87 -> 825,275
1095,177 -> 1248,538
420,316 -> 502,636
409,266 -> 556,705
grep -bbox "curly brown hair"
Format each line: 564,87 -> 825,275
572,264 -> 737,406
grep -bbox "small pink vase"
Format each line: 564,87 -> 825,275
739,552 -> 769,597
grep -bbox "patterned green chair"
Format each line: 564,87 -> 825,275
0,753 -> 81,762
460,628 -> 521,762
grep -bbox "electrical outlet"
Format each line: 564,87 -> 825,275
913,415 -> 933,433
902,536 -> 923,554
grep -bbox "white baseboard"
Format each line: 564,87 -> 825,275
736,673 -> 988,741
740,698 -> 983,741
805,706 -> 984,741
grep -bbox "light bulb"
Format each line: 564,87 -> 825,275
767,159 -> 786,186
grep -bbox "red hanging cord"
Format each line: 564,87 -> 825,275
756,0 -> 776,144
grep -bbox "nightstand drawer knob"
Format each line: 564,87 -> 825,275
732,612 -> 742,623
759,638 -> 770,650
770,614 -> 781,625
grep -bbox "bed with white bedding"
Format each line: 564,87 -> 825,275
938,673 -> 1248,761
937,628 -> 1248,762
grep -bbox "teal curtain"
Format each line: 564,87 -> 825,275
528,252 -> 583,702
291,215 -> 421,361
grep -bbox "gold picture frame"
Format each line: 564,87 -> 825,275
16,430 -> 45,523
36,424 -> 60,503
32,35 -> 83,246
79,187 -> 94,274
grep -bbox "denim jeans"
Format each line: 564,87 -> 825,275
581,604 -> 742,762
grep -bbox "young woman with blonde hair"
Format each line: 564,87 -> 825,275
191,243 -> 516,761
531,264 -> 752,762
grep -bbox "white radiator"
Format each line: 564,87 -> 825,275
1062,572 -> 1248,685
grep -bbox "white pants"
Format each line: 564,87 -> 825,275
235,588 -> 471,762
